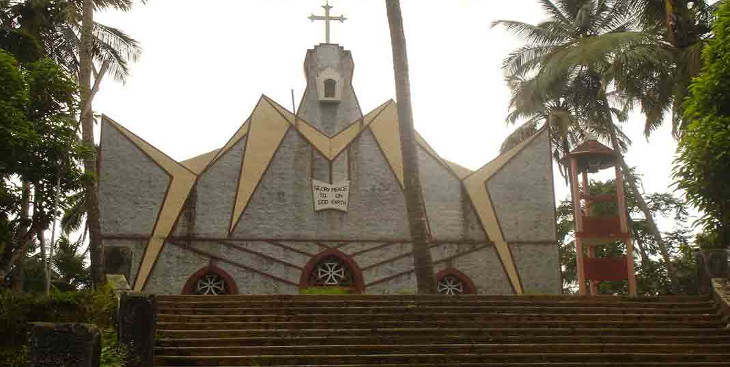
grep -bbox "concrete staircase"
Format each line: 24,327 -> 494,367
154,295 -> 730,366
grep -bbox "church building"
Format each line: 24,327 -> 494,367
98,8 -> 558,296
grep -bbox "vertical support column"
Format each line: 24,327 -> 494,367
582,170 -> 599,295
119,293 -> 156,367
570,158 -> 586,295
625,238 -> 638,296
615,164 -> 637,296
29,323 -> 101,367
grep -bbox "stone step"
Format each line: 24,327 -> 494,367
157,364 -> 730,367
155,326 -> 730,339
156,295 -> 709,303
155,343 -> 730,356
156,319 -> 723,331
156,305 -> 719,315
156,299 -> 715,310
156,334 -> 730,347
153,352 -> 730,365
156,312 -> 721,324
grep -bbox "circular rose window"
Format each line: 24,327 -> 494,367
182,266 -> 238,295
436,269 -> 475,295
310,256 -> 354,287
437,274 -> 466,295
195,272 -> 229,295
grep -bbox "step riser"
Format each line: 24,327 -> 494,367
155,343 -> 730,356
154,353 -> 730,365
156,306 -> 719,315
156,314 -> 722,323
156,301 -> 716,309
156,295 -> 710,302
149,364 -> 730,367
156,321 -> 722,330
156,336 -> 730,347
156,327 -> 730,338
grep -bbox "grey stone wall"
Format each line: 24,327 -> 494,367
144,242 -> 209,294
418,147 -> 487,242
140,240 -> 517,295
432,244 -> 514,295
511,242 -> 561,294
487,129 -> 556,243
233,128 -> 410,241
190,137 -> 246,237
98,120 -> 170,236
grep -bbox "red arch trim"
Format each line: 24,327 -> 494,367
436,268 -> 477,295
300,249 -> 365,294
181,265 -> 239,295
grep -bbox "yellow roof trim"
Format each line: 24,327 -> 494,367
266,96 -> 391,161
445,160 -> 472,180
368,102 -> 404,188
462,128 -> 546,295
181,149 -> 220,174
229,98 -> 291,233
102,116 -> 197,292
211,118 -> 250,165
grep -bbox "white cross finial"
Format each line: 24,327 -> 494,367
308,0 -> 347,44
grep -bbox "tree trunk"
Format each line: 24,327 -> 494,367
385,0 -> 436,294
664,0 -> 695,49
39,229 -> 49,294
10,182 -> 31,292
80,0 -> 104,288
604,113 -> 680,294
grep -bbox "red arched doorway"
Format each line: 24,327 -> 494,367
436,268 -> 476,295
300,249 -> 365,293
181,265 -> 239,295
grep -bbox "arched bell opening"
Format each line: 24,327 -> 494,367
324,79 -> 337,98
436,268 -> 476,295
181,265 -> 238,295
299,249 -> 364,293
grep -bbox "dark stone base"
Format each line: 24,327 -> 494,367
696,250 -> 729,294
119,293 -> 156,367
29,323 -> 100,367
103,246 -> 132,281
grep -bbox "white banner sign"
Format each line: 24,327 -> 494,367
312,179 -> 350,212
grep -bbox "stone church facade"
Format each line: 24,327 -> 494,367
98,44 -> 559,296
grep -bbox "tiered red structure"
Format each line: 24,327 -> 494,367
562,138 -> 637,296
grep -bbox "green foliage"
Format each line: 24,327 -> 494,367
100,329 -> 127,367
299,287 -> 352,295
557,178 -> 697,295
0,48 -> 84,284
53,236 -> 90,290
0,285 -> 119,366
674,1 -> 730,248
0,0 -> 143,81
0,49 -> 30,177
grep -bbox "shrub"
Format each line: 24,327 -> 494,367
0,285 -> 119,367
299,286 -> 352,295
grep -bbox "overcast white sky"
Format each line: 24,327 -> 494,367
94,0 -> 684,229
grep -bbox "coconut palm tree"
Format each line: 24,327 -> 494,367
1,0 -> 141,81
494,0 -> 682,293
608,0 -> 713,137
385,0 -> 436,294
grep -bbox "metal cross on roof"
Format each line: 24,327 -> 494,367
308,0 -> 347,44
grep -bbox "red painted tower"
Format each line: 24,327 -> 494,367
562,138 -> 637,296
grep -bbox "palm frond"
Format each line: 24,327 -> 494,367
500,119 -> 543,153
